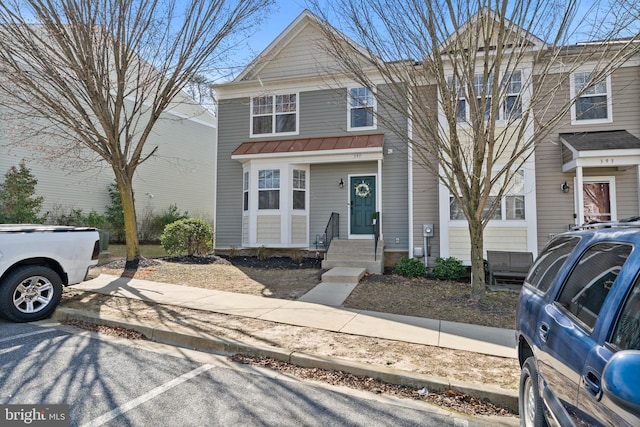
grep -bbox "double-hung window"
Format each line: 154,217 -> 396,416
503,71 -> 522,120
571,72 -> 611,123
251,94 -> 297,136
258,169 -> 280,210
292,169 -> 306,210
243,171 -> 249,211
474,74 -> 492,121
348,87 -> 375,130
449,170 -> 525,221
452,72 -> 522,123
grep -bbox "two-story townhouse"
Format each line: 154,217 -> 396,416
214,11 -> 410,271
214,9 -> 640,270
534,48 -> 640,247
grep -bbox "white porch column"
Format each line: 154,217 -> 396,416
378,158 -> 383,240
575,166 -> 584,226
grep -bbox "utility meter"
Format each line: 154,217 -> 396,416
423,224 -> 434,237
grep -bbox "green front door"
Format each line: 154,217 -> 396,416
350,176 -> 376,235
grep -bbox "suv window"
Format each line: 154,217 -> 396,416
557,242 -> 632,330
526,236 -> 581,292
611,276 -> 640,350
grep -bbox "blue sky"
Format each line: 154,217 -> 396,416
223,0 -> 313,82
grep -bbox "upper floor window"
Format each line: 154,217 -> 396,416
258,169 -> 280,210
474,73 -> 492,121
454,72 -> 521,123
571,72 -> 612,123
292,169 -> 306,210
251,94 -> 297,136
503,71 -> 522,120
348,87 -> 376,130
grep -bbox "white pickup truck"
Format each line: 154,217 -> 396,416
0,225 -> 100,322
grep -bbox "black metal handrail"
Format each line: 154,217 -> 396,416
373,211 -> 380,261
325,212 -> 339,248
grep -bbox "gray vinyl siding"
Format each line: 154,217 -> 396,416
534,65 -> 640,252
215,97 -> 248,247
216,87 -> 409,250
309,162 -> 376,243
412,163 -> 440,263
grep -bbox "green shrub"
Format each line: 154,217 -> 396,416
104,182 -> 125,242
151,204 -> 188,238
431,256 -> 466,281
48,205 -> 108,228
393,256 -> 427,278
160,218 -> 213,256
0,161 -> 45,223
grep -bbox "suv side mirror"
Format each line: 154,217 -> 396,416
602,350 -> 640,415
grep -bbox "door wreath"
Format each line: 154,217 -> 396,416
354,181 -> 371,198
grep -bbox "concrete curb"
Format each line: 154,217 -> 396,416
52,307 -> 519,413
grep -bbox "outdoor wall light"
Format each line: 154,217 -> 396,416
561,181 -> 570,193
339,178 -> 344,189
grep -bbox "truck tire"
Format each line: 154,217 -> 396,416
0,266 -> 63,322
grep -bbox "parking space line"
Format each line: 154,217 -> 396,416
80,364 -> 215,427
0,329 -> 55,343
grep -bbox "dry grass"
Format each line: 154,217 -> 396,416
98,254 -> 518,329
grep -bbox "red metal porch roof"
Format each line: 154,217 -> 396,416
232,134 -> 384,156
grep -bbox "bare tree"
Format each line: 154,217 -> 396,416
0,0 -> 271,265
310,0 -> 640,299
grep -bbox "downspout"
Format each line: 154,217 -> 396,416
407,91 -> 414,258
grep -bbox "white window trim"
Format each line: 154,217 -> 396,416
448,169 -> 527,225
292,168 -> 307,212
242,161 -> 310,248
250,92 -> 300,138
570,73 -> 613,125
452,71 -> 524,126
257,168 -> 281,212
347,86 -> 377,131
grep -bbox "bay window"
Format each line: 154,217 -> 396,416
258,169 -> 280,210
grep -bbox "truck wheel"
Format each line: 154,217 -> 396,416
0,266 -> 63,322
519,357 -> 548,427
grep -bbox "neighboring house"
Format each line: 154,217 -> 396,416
0,100 -> 217,223
213,10 -> 640,267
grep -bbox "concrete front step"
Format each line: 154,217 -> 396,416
321,267 -> 366,284
326,240 -> 385,254
322,259 -> 383,274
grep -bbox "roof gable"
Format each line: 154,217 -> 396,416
439,8 -> 547,56
235,10 -> 372,83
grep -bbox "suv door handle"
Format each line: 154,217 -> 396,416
539,322 -> 549,342
584,370 -> 602,400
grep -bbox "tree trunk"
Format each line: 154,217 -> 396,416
468,218 -> 486,300
114,173 -> 140,265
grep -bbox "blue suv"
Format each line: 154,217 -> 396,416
516,222 -> 640,426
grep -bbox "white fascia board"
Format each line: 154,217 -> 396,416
215,70 -> 385,100
563,153 -> 640,172
232,147 -> 383,164
542,55 -> 640,75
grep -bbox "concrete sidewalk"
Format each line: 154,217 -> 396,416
60,273 -> 521,419
72,274 -> 517,359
